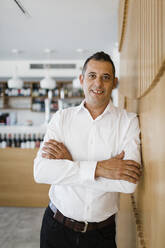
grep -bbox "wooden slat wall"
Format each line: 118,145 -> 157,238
118,0 -> 165,248
137,0 -> 164,98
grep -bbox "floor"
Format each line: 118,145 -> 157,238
0,207 -> 45,248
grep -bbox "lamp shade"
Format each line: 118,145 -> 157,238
8,77 -> 23,89
40,76 -> 56,89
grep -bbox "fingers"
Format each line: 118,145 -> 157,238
42,146 -> 58,157
115,164 -> 141,182
125,160 -> 141,169
45,139 -> 63,151
103,167 -> 139,184
122,169 -> 140,181
125,164 -> 141,176
120,175 -> 138,184
42,152 -> 56,159
42,139 -> 73,161
42,139 -> 63,155
99,158 -> 142,183
120,161 -> 142,181
44,142 -> 61,153
42,139 -> 62,159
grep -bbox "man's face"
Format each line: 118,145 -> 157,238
79,59 -> 117,108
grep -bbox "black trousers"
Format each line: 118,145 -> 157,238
40,206 -> 117,248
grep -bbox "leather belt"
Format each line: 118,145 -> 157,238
53,209 -> 115,233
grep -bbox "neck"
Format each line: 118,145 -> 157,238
84,101 -> 109,120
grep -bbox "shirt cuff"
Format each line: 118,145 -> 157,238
79,161 -> 97,183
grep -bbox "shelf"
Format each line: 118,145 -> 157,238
31,110 -> 57,113
31,95 -> 47,98
5,95 -> 31,98
0,80 -> 84,112
1,107 -> 30,110
32,95 -> 84,99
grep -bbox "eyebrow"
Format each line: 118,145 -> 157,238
102,73 -> 111,77
88,72 -> 96,74
88,72 -> 112,76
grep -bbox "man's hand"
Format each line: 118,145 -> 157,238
42,139 -> 73,161
95,151 -> 142,184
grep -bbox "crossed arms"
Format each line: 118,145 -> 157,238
42,139 -> 141,184
34,111 -> 142,194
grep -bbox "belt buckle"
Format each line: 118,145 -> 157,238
81,221 -> 88,233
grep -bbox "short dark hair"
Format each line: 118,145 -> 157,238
82,51 -> 116,78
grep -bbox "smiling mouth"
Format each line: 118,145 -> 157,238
91,89 -> 104,95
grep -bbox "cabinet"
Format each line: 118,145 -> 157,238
0,81 -> 84,112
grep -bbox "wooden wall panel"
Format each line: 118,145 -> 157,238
118,0 -> 165,247
136,74 -> 165,248
116,194 -> 137,248
137,0 -> 164,98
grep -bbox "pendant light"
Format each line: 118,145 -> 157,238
40,75 -> 56,90
8,49 -> 23,89
40,49 -> 56,124
40,49 -> 56,90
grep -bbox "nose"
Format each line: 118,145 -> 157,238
94,77 -> 103,88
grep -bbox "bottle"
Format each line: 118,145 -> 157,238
13,133 -> 16,147
1,133 -> 7,148
17,133 -> 21,148
14,133 -> 19,148
11,133 -> 15,148
26,134 -> 31,149
7,133 -> 12,147
39,133 -> 44,148
30,133 -> 36,149
35,133 -> 40,148
21,134 -> 26,149
0,134 -> 2,148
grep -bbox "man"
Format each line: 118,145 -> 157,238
34,51 -> 141,248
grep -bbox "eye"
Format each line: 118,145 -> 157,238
88,73 -> 96,79
102,74 -> 111,81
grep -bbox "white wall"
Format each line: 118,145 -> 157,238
0,60 -> 84,79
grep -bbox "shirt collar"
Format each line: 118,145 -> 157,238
76,99 -> 114,116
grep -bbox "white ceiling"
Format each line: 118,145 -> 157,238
0,0 -> 119,61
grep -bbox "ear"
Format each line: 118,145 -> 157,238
79,74 -> 84,86
113,77 -> 118,89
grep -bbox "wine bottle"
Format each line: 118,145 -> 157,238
1,133 -> 7,148
0,133 -> 2,148
15,133 -> 21,148
26,134 -> 31,149
11,133 -> 15,148
17,133 -> 21,148
21,134 -> 26,149
30,133 -> 36,149
35,133 -> 40,148
7,133 -> 12,147
40,133 -> 44,148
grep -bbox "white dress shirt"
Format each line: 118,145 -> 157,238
34,100 -> 141,222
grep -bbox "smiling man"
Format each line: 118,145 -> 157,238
79,56 -> 117,119
34,51 -> 141,248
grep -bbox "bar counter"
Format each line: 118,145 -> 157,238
0,148 -> 49,207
